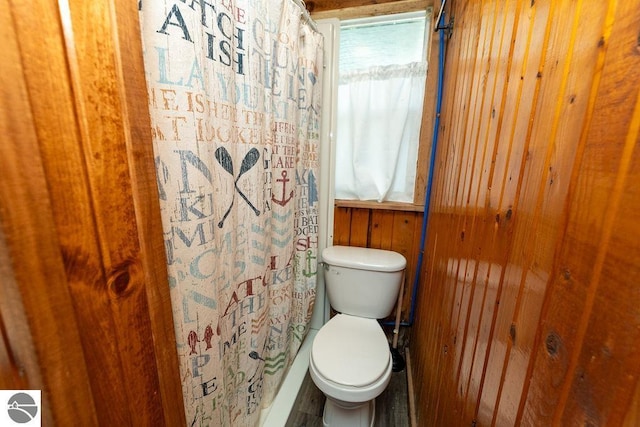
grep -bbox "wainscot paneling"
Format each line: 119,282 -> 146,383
333,207 -> 424,324
412,0 -> 640,425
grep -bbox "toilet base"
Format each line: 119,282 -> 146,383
322,398 -> 375,427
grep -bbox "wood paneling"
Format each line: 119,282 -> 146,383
0,0 -> 184,425
307,0 -> 413,14
310,0 -> 430,22
333,207 -> 424,323
411,0 -> 640,425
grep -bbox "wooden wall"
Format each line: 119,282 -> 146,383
333,208 -> 424,323
0,0 -> 184,425
307,0 -> 410,14
412,0 -> 640,425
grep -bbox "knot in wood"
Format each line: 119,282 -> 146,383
108,260 -> 136,297
545,332 -> 561,357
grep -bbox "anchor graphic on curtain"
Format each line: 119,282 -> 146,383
272,170 -> 294,206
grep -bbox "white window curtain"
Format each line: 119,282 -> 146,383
336,61 -> 427,202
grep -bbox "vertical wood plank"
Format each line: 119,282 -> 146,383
370,210 -> 396,250
475,0 -> 557,424
111,0 -> 187,423
521,0 -> 640,423
58,0 -> 182,423
3,0 -> 184,424
415,0 -> 442,205
624,379 -> 640,427
451,1 -> 503,421
495,1 -> 612,425
442,4 -> 487,423
333,207 -> 352,245
410,0 -> 640,426
390,211 -> 418,321
405,212 -> 424,321
463,0 -> 521,423
432,5 -> 483,423
350,209 -> 371,247
0,1 -> 98,423
413,0 -> 467,415
560,77 -> 640,426
11,1 -> 133,422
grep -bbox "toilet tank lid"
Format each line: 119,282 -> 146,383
322,246 -> 406,272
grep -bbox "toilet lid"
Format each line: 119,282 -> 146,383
311,314 -> 390,387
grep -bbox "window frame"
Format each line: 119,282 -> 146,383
312,0 -> 438,211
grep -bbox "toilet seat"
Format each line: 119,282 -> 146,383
311,314 -> 390,387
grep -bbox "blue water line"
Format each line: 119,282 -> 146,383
383,14 -> 447,328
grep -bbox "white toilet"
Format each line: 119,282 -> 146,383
310,245 -> 406,427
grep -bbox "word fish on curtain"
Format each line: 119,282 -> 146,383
139,1 -> 323,425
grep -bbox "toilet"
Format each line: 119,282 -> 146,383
309,245 -> 406,427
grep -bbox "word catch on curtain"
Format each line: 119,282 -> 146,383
139,1 -> 323,425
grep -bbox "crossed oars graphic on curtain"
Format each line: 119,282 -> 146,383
215,147 -> 261,228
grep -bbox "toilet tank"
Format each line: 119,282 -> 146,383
322,246 -> 406,319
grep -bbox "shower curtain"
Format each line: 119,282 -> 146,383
139,1 -> 323,425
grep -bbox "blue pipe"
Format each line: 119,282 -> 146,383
383,13 -> 447,327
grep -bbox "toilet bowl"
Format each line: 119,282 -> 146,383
309,314 -> 392,427
310,246 -> 406,427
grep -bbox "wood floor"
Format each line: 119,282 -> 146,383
285,356 -> 410,427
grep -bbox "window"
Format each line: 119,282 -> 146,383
335,11 -> 431,203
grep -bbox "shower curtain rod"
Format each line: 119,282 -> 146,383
292,0 -> 318,32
